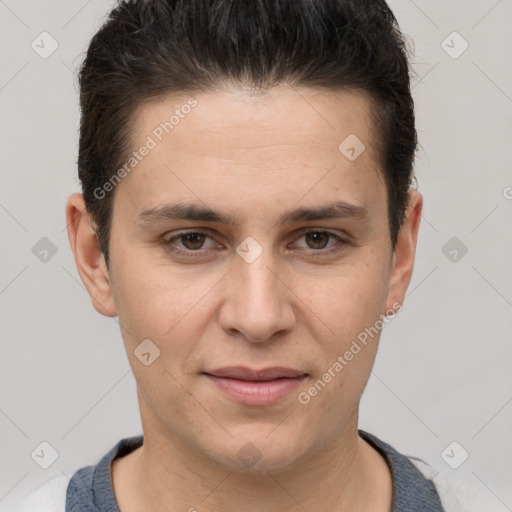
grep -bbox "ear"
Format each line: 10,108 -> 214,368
65,193 -> 117,317
385,189 -> 423,314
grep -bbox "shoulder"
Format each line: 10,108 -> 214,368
3,475 -> 69,512
6,436 -> 143,512
408,456 -> 510,512
359,429 -> 509,512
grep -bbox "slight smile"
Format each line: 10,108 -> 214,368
203,366 -> 308,406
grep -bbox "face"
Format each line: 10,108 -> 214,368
68,85 -> 421,473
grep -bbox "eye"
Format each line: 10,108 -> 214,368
161,228 -> 350,259
295,231 -> 336,250
163,230 -> 220,255
291,229 -> 349,255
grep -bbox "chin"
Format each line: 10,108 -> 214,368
201,426 -> 307,474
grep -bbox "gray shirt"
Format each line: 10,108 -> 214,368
65,429 -> 445,511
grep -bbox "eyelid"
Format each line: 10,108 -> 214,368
162,227 -> 352,257
163,228 -> 222,249
163,227 -> 216,240
293,226 -> 351,242
288,228 -> 350,254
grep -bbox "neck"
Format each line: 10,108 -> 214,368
112,420 -> 392,512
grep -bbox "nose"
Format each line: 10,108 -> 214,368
218,247 -> 295,343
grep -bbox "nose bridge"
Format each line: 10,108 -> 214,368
236,234 -> 279,292
240,250 -> 279,305
220,238 -> 294,342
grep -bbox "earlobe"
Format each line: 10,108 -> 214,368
384,189 -> 423,314
65,193 -> 117,317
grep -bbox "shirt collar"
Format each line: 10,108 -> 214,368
67,430 -> 444,511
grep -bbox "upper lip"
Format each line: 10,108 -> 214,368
204,366 -> 307,381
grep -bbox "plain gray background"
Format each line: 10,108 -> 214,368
1,0 -> 511,508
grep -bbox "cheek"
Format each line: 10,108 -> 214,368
297,255 -> 390,344
110,265 -> 203,410
109,274 -> 172,379
293,251 -> 390,404
111,253 -> 200,337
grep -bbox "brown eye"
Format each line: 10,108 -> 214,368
304,231 -> 330,249
290,229 -> 351,258
180,232 -> 207,250
163,230 -> 220,256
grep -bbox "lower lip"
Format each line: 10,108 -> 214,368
204,374 -> 307,405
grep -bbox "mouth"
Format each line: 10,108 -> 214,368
202,366 -> 308,405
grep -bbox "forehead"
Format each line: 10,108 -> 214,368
131,85 -> 381,167
116,85 -> 386,221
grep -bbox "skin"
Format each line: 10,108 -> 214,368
66,84 -> 422,512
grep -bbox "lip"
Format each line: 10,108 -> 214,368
205,366 -> 306,381
203,366 -> 308,406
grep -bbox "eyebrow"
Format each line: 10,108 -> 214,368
135,200 -> 371,227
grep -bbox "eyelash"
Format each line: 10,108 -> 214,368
162,228 -> 351,259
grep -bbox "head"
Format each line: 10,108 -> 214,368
67,0 -> 422,472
